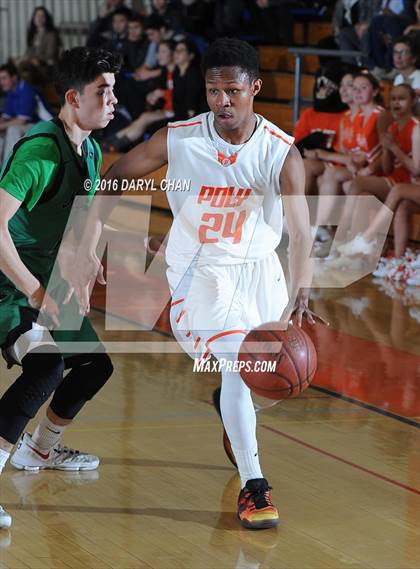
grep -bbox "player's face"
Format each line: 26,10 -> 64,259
205,67 -> 261,131
352,77 -> 376,106
339,74 -> 354,105
393,43 -> 415,70
390,86 -> 414,118
77,73 -> 117,130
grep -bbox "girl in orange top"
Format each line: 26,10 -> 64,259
310,72 -> 391,235
339,84 -> 420,257
304,73 -> 359,237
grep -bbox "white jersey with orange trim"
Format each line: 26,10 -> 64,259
165,112 -> 294,268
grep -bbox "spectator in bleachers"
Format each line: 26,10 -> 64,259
392,36 -> 420,92
367,0 -> 416,76
0,64 -> 38,161
171,38 -> 204,119
87,0 -> 132,47
337,84 -> 420,274
151,0 -> 184,33
308,71 -> 391,243
332,0 -> 382,65
122,14 -> 149,73
294,62 -> 348,194
25,6 -> 61,68
104,7 -> 132,53
103,39 -> 176,151
104,38 -> 204,150
304,70 -> 360,241
143,16 -> 174,71
112,16 -> 170,125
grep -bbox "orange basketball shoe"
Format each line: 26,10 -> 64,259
238,478 -> 280,530
212,387 -> 237,469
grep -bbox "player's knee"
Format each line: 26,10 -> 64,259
2,347 -> 65,420
80,353 -> 114,400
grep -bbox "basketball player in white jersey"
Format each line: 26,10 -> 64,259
74,38 -> 319,530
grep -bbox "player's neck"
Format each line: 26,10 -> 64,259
214,113 -> 257,145
58,108 -> 91,155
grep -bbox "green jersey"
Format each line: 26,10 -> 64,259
0,118 -> 102,351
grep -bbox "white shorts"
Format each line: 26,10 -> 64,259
167,251 -> 289,360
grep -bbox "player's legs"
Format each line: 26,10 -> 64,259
168,254 -> 286,529
9,349 -> 113,472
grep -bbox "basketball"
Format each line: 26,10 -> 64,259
238,322 -> 317,400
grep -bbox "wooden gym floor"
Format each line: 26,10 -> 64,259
0,201 -> 418,569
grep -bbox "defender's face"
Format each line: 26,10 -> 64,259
205,67 -> 261,131
77,73 -> 117,130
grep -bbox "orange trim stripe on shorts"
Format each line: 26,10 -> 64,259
171,298 -> 184,307
264,125 -> 292,145
205,329 -> 247,350
168,121 -> 202,129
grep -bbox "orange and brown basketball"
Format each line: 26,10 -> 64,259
238,322 -> 317,400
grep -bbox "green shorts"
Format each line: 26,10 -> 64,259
0,279 -> 102,362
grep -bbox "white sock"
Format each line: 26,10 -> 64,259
232,445 -> 263,488
32,416 -> 66,452
0,448 -> 10,474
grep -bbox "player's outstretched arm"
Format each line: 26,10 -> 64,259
72,127 -> 169,313
279,145 -> 326,328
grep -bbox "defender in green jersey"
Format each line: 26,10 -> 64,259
0,47 -> 120,529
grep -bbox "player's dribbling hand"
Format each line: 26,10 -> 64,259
28,286 -> 60,327
279,292 -> 329,330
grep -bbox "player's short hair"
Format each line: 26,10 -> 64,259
0,63 -> 18,77
201,38 -> 259,82
54,47 -> 122,106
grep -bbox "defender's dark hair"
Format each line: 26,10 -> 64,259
0,63 -> 18,77
201,38 -> 259,82
53,47 -> 122,105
